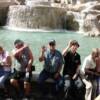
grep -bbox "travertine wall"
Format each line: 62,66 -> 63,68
0,0 -> 22,26
0,7 -> 8,26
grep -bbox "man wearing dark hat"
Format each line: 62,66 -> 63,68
10,39 -> 34,98
38,39 -> 63,95
62,40 -> 85,100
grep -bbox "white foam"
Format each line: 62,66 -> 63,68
3,26 -> 68,33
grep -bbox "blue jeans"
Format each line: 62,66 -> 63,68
64,75 -> 85,100
38,69 -> 63,93
0,71 -> 11,88
0,67 -> 4,77
96,76 -> 100,95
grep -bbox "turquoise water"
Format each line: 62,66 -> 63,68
0,28 -> 100,72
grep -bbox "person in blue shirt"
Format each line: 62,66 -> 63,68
38,39 -> 63,95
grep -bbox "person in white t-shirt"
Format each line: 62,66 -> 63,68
81,48 -> 99,100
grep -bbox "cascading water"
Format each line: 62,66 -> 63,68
68,11 -> 85,33
67,1 -> 100,35
6,0 -> 66,31
3,0 -> 100,36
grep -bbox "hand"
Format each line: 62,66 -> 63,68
0,61 -> 3,66
68,40 -> 73,48
41,45 -> 46,53
54,72 -> 60,79
26,65 -> 31,72
26,68 -> 30,72
72,74 -> 77,80
23,44 -> 28,49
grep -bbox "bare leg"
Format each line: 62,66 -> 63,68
24,81 -> 31,97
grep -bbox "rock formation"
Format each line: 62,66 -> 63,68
0,0 -> 100,36
65,0 -> 100,36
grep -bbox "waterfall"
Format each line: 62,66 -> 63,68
75,12 -> 85,33
67,11 -> 85,33
67,1 -> 99,33
6,3 -> 66,31
4,0 -> 100,36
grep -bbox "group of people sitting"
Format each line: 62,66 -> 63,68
0,39 -> 99,100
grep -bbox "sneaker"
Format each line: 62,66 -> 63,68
6,98 -> 13,100
22,97 -> 35,100
22,98 -> 28,100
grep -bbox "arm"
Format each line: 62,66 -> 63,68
73,55 -> 81,79
94,72 -> 100,76
84,68 -> 100,77
72,65 -> 80,79
13,44 -> 27,57
11,51 -> 16,70
26,48 -> 34,72
95,57 -> 100,76
55,54 -> 64,78
2,56 -> 12,67
85,68 -> 95,75
62,40 -> 72,56
85,68 -> 100,76
54,64 -> 63,79
82,58 -> 96,75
